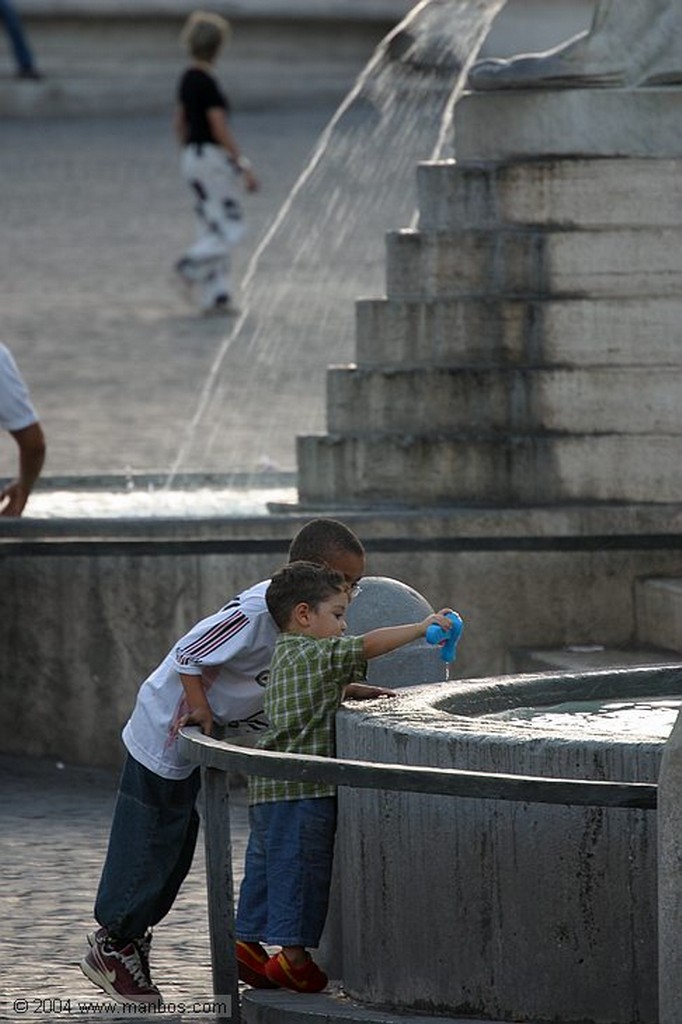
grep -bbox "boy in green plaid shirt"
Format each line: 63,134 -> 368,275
235,560 -> 454,993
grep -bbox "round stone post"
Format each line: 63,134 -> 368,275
344,575 -> 447,687
318,576 -> 447,980
658,707 -> 682,1022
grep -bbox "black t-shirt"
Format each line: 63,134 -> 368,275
178,67 -> 231,145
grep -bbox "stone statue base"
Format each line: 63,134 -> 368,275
469,0 -> 682,92
455,86 -> 682,161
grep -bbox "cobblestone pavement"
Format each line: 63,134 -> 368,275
0,106 -> 334,479
0,753 -> 250,1023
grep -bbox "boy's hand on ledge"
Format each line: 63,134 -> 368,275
344,682 -> 397,701
176,705 -> 214,736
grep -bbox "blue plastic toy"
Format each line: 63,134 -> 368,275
426,611 -> 464,663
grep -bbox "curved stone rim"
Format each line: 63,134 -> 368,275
338,662 -> 682,748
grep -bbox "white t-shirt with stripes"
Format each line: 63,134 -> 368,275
123,579 -> 277,779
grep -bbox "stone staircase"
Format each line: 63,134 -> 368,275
292,83 -> 682,672
297,138 -> 682,507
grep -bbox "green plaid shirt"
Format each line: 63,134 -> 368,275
248,632 -> 367,805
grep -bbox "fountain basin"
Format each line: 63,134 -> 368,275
332,665 -> 682,1023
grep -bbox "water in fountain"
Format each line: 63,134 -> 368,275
169,0 -> 508,484
484,695 -> 682,740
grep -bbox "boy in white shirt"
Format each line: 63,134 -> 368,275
81,518 -> 382,1006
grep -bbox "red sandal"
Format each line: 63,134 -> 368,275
235,941 -> 279,989
264,950 -> 328,993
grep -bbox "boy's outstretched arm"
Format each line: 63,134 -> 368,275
362,610 -> 454,661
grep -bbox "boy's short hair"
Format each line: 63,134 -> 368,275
288,518 -> 364,566
181,11 -> 231,62
266,561 -> 346,631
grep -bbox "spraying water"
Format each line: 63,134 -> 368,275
169,0 -> 507,484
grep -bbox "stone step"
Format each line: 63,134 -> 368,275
296,432 -> 682,506
416,158 -> 682,232
325,365 -> 682,435
385,227 -> 682,301
635,578 -> 682,654
0,0 -> 409,115
355,296 -> 682,369
509,645 -> 679,675
0,61 -> 359,116
453,87 -> 682,162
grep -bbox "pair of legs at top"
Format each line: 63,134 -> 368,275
1,0 -> 41,79
176,143 -> 245,315
80,756 -> 200,1006
235,796 -> 336,994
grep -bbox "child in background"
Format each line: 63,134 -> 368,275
235,560 -> 454,993
174,11 -> 258,314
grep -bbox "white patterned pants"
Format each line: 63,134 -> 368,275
178,143 -> 245,310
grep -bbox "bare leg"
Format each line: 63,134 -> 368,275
468,0 -> 682,91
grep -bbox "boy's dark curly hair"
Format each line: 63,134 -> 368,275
266,561 -> 346,630
288,518 -> 364,565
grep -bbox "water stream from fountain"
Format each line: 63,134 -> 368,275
23,0 -> 506,519
167,0 -> 508,486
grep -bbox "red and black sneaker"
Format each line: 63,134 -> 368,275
80,928 -> 162,1005
88,927 -> 153,973
236,940 -> 279,989
264,950 -> 328,993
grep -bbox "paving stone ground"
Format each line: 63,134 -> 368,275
0,753 -> 250,1023
0,105 -> 335,479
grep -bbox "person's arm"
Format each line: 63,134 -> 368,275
206,106 -> 259,191
362,610 -> 454,661
344,681 -> 397,700
178,672 -> 214,735
0,420 -> 46,517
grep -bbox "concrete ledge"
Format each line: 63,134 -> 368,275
355,296 -> 682,368
325,365 -> 682,434
18,0 -> 413,19
636,577 -> 682,654
243,989 -> 516,1024
454,87 -> 682,161
510,645 -> 678,674
1,0 -> 412,114
417,158 -> 682,230
297,432 -> 682,504
385,226 -> 682,300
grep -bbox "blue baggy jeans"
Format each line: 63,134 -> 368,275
94,754 -> 201,942
235,797 -> 337,948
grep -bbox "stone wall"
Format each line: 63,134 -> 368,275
2,505 -> 681,768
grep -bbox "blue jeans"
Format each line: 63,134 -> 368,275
94,754 -> 201,942
235,797 -> 337,948
0,0 -> 35,72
